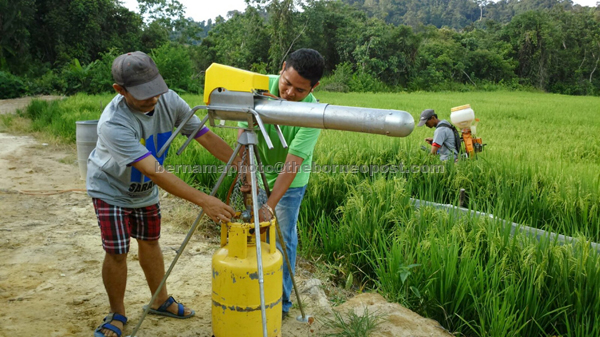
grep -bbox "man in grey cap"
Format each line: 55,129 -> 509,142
89,51 -> 236,337
418,109 -> 459,161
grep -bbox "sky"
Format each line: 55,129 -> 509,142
122,0 -> 249,23
122,0 -> 599,23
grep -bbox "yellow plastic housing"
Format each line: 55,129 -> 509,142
204,63 -> 270,105
212,219 -> 283,337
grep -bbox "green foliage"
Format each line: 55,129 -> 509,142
0,0 -> 36,73
318,63 -> 353,92
266,0 -> 297,71
194,8 -> 270,71
347,72 -> 391,93
349,19 -> 421,87
499,8 -> 600,94
59,59 -> 98,95
140,21 -> 171,51
3,0 -> 600,97
151,43 -> 201,94
138,0 -> 203,44
27,0 -> 143,68
0,71 -> 27,99
28,69 -> 63,95
86,49 -> 122,95
343,0 -> 577,28
22,49 -> 119,96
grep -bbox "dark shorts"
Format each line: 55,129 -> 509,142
92,198 -> 161,254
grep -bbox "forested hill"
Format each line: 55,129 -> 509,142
1,0 -> 600,99
343,0 -> 580,29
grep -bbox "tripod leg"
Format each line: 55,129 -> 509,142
157,106 -> 207,158
129,143 -> 243,337
253,147 -> 309,321
177,114 -> 210,156
248,144 -> 269,337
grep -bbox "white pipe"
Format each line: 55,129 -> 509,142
410,198 -> 600,252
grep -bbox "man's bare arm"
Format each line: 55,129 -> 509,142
132,156 -> 234,222
260,153 -> 304,221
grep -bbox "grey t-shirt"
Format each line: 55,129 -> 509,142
433,120 -> 457,161
86,90 -> 207,208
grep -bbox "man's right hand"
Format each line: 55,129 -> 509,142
134,157 -> 236,223
200,195 -> 235,223
425,137 -> 433,145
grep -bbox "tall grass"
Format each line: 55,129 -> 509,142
5,90 -> 600,336
301,176 -> 600,336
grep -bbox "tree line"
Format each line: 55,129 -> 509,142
1,0 -> 599,99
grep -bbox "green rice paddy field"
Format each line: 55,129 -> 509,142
4,90 -> 599,336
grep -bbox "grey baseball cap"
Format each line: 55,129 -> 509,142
417,109 -> 436,127
112,51 -> 168,100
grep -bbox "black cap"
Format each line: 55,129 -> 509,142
112,51 -> 168,100
417,109 -> 435,127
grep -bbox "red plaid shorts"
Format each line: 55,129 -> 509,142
92,198 -> 161,254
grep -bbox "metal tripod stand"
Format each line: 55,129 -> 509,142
129,109 -> 311,337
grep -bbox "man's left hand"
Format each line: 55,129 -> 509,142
259,204 -> 274,222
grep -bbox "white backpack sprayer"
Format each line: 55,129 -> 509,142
450,104 -> 485,158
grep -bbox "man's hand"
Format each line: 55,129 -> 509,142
258,204 -> 274,222
425,137 -> 433,145
132,156 -> 234,223
201,195 -> 235,223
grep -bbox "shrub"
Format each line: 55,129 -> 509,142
151,43 -> 201,94
59,59 -> 97,95
29,70 -> 67,95
0,71 -> 28,98
348,72 -> 390,93
318,62 -> 353,93
87,48 -> 122,94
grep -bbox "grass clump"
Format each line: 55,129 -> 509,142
320,307 -> 386,337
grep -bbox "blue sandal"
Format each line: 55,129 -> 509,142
94,313 -> 127,337
143,296 -> 195,319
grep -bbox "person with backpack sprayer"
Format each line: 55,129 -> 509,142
418,109 -> 461,162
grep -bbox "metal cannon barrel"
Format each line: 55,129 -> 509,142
209,96 -> 414,138
254,99 -> 414,137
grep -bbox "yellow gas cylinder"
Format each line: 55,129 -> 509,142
212,218 -> 283,337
